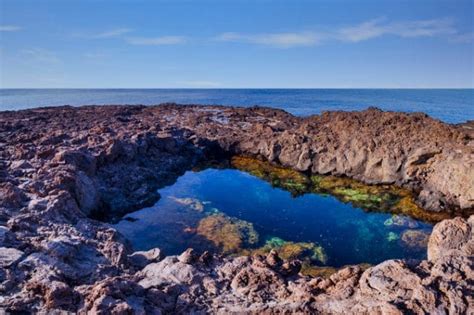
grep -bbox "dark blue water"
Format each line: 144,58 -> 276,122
1,89 -> 473,123
115,168 -> 432,267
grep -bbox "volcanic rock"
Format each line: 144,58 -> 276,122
0,104 -> 472,313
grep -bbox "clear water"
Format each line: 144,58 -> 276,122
1,89 -> 473,123
114,168 -> 433,268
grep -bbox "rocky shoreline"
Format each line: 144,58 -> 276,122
0,104 -> 473,313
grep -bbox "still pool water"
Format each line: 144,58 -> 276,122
114,166 -> 434,268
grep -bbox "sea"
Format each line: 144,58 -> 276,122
0,89 -> 472,123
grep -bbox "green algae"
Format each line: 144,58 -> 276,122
231,156 -> 310,195
232,156 -> 450,223
264,236 -> 286,248
387,232 -> 400,242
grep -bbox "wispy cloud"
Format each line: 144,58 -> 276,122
0,25 -> 22,32
125,36 -> 187,45
216,17 -> 467,48
20,48 -> 61,64
78,28 -> 133,39
338,17 -> 456,42
215,31 -> 323,48
73,17 -> 469,49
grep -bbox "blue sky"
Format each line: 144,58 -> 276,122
0,0 -> 473,88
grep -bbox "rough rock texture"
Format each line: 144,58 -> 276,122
0,104 -> 473,313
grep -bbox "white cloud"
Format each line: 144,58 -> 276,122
216,31 -> 323,48
338,17 -> 457,42
337,18 -> 387,42
125,36 -> 187,45
0,25 -> 22,32
87,28 -> 132,39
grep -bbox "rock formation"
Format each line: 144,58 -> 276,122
0,104 -> 472,313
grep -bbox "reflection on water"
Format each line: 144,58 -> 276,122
114,157 -> 437,270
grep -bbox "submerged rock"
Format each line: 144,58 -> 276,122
169,196 -> 205,212
196,213 -> 259,254
384,214 -> 419,228
401,229 -> 430,249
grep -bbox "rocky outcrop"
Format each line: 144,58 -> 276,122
0,104 -> 472,313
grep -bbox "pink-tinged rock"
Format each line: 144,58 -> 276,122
427,216 -> 473,261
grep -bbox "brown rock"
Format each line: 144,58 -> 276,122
428,216 -> 472,261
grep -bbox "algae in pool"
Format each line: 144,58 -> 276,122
114,157 -> 435,270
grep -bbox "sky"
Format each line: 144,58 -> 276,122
0,0 -> 473,88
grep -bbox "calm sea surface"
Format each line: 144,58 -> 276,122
0,89 -> 472,123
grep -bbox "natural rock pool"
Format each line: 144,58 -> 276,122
114,157 -> 445,274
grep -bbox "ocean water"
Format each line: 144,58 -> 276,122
0,89 -> 473,123
114,167 -> 433,267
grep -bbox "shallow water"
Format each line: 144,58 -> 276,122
114,165 -> 434,268
1,88 -> 473,123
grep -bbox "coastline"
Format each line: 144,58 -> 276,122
0,104 -> 472,313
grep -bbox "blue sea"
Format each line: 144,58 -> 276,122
0,89 -> 473,123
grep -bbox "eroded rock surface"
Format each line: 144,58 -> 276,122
0,104 -> 473,313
